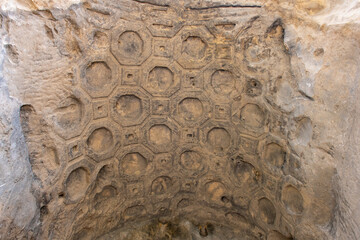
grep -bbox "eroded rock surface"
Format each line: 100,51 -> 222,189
0,0 -> 359,239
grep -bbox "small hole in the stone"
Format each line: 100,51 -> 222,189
126,134 -> 134,140
127,73 -> 133,79
72,145 -> 78,152
157,104 -> 164,111
189,77 -> 196,86
199,226 -> 208,237
221,196 -> 229,203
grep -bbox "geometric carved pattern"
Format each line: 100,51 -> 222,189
33,3 -> 313,240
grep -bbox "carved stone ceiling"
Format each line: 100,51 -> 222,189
2,0 -> 357,239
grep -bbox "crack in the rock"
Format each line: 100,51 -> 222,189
86,7 -> 111,16
132,0 -> 170,7
187,4 -> 262,10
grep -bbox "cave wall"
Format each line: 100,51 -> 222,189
0,0 -> 359,239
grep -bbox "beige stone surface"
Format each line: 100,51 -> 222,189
0,0 -> 359,239
0,0 -> 82,11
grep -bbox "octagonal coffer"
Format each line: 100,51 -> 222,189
281,184 -> 304,215
171,91 -> 211,127
110,88 -> 150,127
201,120 -> 238,156
80,54 -> 119,98
232,99 -> 269,137
63,158 -> 94,204
117,144 -> 154,181
199,176 -> 232,207
204,61 -> 243,102
258,135 -> 289,177
248,191 -> 279,231
111,22 -> 152,66
142,118 -> 179,153
175,145 -> 209,178
50,90 -> 92,140
174,25 -> 214,69
231,156 -> 261,194
84,121 -> 121,162
142,59 -> 181,97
